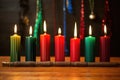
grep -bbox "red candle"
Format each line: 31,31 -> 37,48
55,28 -> 65,61
40,20 -> 50,61
70,22 -> 80,62
100,25 -> 110,62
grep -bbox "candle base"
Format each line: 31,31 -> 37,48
2,62 -> 120,67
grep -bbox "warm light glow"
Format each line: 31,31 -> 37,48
74,22 -> 77,38
43,20 -> 47,33
29,26 -> 32,36
58,27 -> 61,35
104,25 -> 107,35
14,24 -> 17,34
89,25 -> 92,36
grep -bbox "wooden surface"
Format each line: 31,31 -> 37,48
0,56 -> 120,80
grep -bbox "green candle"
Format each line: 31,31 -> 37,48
10,24 -> 21,62
85,25 -> 96,62
25,26 -> 36,61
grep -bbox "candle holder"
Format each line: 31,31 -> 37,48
2,59 -> 120,67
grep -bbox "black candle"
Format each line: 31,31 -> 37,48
25,26 -> 36,61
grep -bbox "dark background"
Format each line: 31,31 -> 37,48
0,0 -> 120,57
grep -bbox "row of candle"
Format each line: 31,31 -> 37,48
10,20 -> 110,62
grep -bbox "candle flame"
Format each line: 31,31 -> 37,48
74,22 -> 77,38
29,26 -> 32,36
104,25 -> 107,35
14,24 -> 17,34
58,27 -> 61,35
89,25 -> 92,36
43,20 -> 47,33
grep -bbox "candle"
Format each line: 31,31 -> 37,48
25,26 -> 36,61
10,24 -> 21,62
85,25 -> 96,62
55,27 -> 65,62
100,25 -> 110,62
40,20 -> 50,61
70,22 -> 80,62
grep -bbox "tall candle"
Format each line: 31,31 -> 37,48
40,20 -> 50,61
25,26 -> 36,61
100,25 -> 110,62
85,25 -> 95,62
55,28 -> 65,61
10,24 -> 21,62
70,22 -> 80,62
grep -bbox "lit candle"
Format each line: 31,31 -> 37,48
85,25 -> 96,62
100,25 -> 110,62
55,27 -> 65,62
70,22 -> 80,62
25,26 -> 36,61
10,24 -> 21,62
40,20 -> 50,61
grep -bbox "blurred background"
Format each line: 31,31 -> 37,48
0,0 -> 120,56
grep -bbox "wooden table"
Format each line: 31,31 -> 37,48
0,56 -> 120,80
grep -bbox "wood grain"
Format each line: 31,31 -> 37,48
0,56 -> 120,80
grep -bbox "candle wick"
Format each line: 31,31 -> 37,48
74,36 -> 77,38
14,31 -> 17,34
105,33 -> 107,36
104,34 -> 107,37
30,34 -> 32,37
44,32 -> 47,34
58,33 -> 61,35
